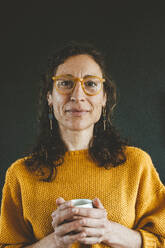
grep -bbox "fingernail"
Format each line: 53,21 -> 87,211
80,232 -> 86,237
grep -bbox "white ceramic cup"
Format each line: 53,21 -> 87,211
71,199 -> 93,208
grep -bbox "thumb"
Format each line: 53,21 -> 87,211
51,197 -> 65,218
56,197 -> 65,206
92,198 -> 105,209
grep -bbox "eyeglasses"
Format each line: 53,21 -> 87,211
52,74 -> 105,96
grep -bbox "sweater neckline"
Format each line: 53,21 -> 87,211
65,149 -> 89,156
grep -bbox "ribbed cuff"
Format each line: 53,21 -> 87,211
138,229 -> 157,248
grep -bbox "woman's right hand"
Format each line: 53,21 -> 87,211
51,197 -> 86,248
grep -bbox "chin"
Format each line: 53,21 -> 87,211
68,123 -> 93,131
69,126 -> 89,131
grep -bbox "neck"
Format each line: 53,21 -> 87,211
59,125 -> 94,151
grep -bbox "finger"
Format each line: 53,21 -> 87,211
77,217 -> 106,228
78,236 -> 102,245
56,197 -> 65,206
74,207 -> 106,219
55,219 -> 84,236
58,200 -> 73,210
92,198 -> 104,209
51,200 -> 73,218
60,231 -> 86,245
77,226 -> 104,238
53,207 -> 79,226
71,215 -> 82,220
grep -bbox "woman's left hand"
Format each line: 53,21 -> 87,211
74,197 -> 111,245
75,198 -> 142,248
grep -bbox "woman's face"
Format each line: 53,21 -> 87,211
47,54 -> 106,132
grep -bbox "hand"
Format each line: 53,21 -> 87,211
64,198 -> 142,248
52,197 -> 109,246
51,197 -> 87,248
73,197 -> 110,245
52,198 -> 142,248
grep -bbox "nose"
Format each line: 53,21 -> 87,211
70,81 -> 86,101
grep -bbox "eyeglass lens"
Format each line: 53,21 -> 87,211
55,77 -> 102,95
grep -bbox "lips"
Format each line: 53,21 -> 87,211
65,109 -> 89,113
65,108 -> 90,112
65,108 -> 90,117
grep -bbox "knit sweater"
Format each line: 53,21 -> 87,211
0,146 -> 165,248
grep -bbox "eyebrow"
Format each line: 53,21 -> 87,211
65,74 -> 95,78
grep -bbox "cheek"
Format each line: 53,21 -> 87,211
91,95 -> 104,110
51,91 -> 68,118
91,98 -> 104,119
95,104 -> 103,117
52,90 -> 63,104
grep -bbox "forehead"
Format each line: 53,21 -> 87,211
55,54 -> 103,77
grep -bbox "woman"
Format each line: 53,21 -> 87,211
0,41 -> 164,248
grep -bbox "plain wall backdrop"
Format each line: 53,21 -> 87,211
0,1 -> 165,202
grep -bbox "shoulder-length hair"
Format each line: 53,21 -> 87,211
24,41 -> 128,181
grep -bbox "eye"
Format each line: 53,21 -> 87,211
56,80 -> 74,89
85,80 -> 98,87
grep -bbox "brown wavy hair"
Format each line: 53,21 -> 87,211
24,41 -> 128,181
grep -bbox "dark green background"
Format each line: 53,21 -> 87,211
0,1 -> 165,202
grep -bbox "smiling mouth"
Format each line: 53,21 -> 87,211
66,110 -> 89,112
65,110 -> 89,116
65,108 -> 90,112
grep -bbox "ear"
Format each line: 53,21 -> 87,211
47,91 -> 53,106
102,92 -> 107,107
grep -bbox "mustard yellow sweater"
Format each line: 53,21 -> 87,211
0,146 -> 165,248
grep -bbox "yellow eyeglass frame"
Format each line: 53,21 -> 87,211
52,74 -> 105,96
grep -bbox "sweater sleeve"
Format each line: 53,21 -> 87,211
134,151 -> 165,248
0,166 -> 36,248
